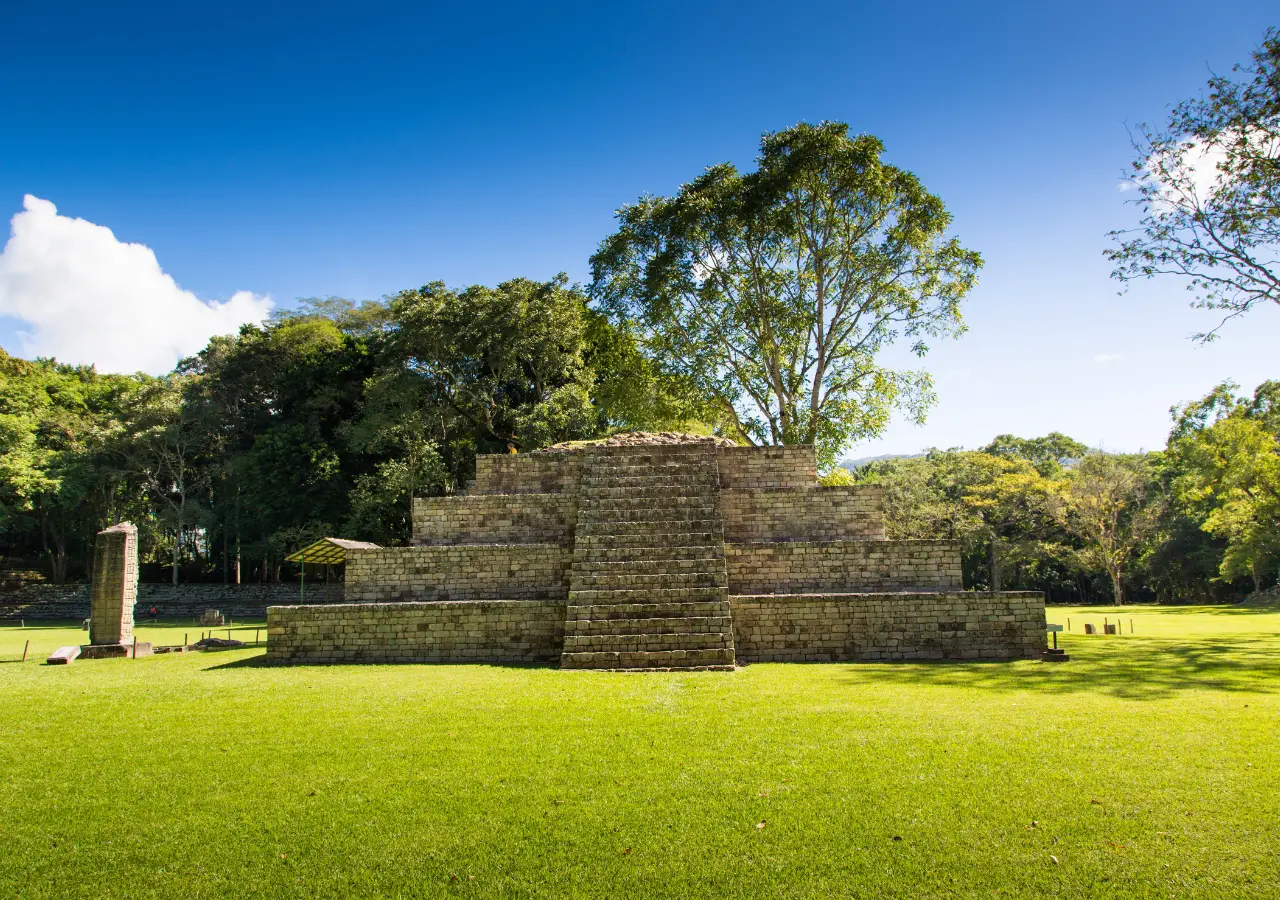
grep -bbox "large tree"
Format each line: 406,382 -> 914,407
383,276 -> 598,455
1059,454 -> 1157,605
122,375 -> 214,586
1168,381 -> 1280,591
591,121 -> 981,465
1106,28 -> 1280,340
0,350 -> 142,583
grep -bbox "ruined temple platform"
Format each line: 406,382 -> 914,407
267,438 -> 1046,668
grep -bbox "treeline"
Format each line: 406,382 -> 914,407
2,116 -> 1276,601
847,384 -> 1280,604
0,278 -> 717,585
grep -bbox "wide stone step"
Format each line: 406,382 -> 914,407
577,519 -> 724,536
580,474 -> 719,488
579,487 -> 718,501
571,572 -> 727,589
582,468 -> 717,481
581,461 -> 717,477
566,648 -> 736,669
579,500 -> 718,515
578,532 -> 727,553
564,631 -> 733,651
561,647 -> 736,670
573,545 -> 724,563
574,532 -> 723,549
576,505 -> 718,523
565,615 -> 734,636
567,600 -> 732,620
571,557 -> 720,575
568,586 -> 727,604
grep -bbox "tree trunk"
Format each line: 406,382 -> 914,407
53,539 -> 68,586
988,538 -> 1002,592
1110,567 -> 1123,605
172,522 -> 182,586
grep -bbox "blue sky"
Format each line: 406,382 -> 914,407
1,0 -> 1277,457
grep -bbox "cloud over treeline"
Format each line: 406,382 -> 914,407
0,195 -> 272,374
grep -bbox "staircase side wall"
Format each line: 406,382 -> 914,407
716,446 -> 816,489
345,546 -> 570,602
726,540 -> 963,594
266,600 -> 565,664
721,486 -> 886,542
413,495 -> 578,546
730,591 -> 1045,661
471,454 -> 584,495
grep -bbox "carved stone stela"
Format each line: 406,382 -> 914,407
82,522 -> 151,659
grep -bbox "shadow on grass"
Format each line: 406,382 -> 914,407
201,652 -> 272,670
841,636 -> 1280,700
200,653 -> 558,672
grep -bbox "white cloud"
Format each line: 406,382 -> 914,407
0,195 -> 272,374
1093,353 -> 1123,364
1144,127 -> 1279,208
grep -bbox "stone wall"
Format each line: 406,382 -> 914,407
471,454 -> 583,495
345,545 -> 570,602
716,446 -> 816,490
266,592 -> 1044,665
266,600 -> 566,664
721,486 -> 886,542
469,445 -> 821,493
725,540 -> 963,594
0,583 -> 346,620
412,495 -> 578,546
730,591 -> 1045,661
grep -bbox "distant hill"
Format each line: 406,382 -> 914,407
839,452 -> 924,470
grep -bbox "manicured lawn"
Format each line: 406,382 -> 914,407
1,606 -> 1277,899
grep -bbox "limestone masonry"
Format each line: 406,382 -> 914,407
83,522 -> 152,659
88,522 -> 138,647
268,439 -> 1047,668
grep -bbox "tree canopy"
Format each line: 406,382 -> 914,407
1107,27 -> 1280,339
591,121 -> 981,466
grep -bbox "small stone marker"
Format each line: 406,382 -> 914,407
1084,623 -> 1096,635
47,646 -> 80,665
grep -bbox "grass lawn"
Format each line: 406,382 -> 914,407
1,606 -> 1277,899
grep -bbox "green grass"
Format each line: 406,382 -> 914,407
1,607 -> 1277,899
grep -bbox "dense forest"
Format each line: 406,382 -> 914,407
3,109 -> 1278,603
0,279 -> 718,586
1,281 -> 1275,604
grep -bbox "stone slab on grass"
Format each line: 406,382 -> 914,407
46,645 -> 80,665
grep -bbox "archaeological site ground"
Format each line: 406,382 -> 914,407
1,606 -> 1277,898
1,437 -> 1275,898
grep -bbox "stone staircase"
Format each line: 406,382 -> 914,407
561,443 -> 736,671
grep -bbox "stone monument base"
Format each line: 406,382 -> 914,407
80,642 -> 152,659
